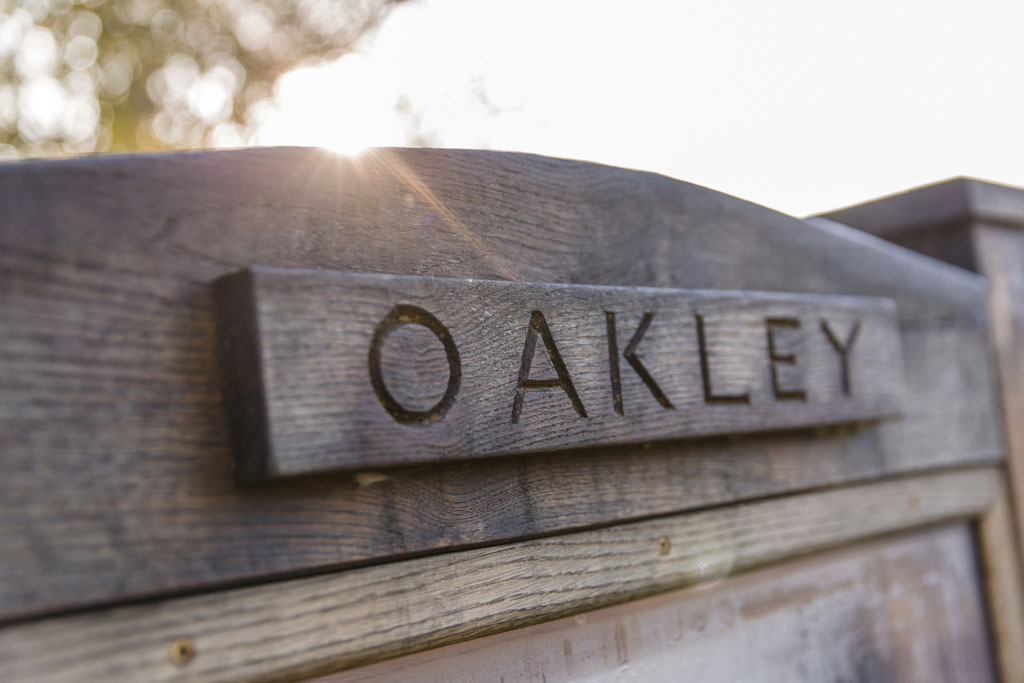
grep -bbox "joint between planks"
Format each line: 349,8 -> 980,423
0,466 -> 999,683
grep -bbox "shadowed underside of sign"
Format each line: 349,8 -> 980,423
214,267 -> 905,481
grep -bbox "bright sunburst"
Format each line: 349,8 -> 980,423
253,54 -> 405,157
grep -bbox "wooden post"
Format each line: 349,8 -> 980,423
821,179 -> 1024,676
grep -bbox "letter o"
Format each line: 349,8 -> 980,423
368,305 -> 461,424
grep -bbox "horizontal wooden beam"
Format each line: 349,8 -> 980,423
0,467 -> 997,683
217,267 -> 904,478
821,177 -> 1024,237
328,523 -> 993,683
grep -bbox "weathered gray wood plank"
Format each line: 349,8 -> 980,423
978,476 -> 1024,683
971,224 -> 1024,578
219,267 -> 903,478
820,180 -> 1024,596
0,468 -> 997,683
0,149 -> 1002,620
0,149 -> 989,314
325,524 -> 993,683
819,181 -> 1024,683
822,177 -> 1024,239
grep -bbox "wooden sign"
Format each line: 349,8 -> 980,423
215,267 -> 905,481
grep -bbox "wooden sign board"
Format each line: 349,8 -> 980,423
215,267 -> 905,480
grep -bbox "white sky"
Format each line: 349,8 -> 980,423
255,0 -> 1024,217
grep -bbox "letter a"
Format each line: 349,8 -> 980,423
511,310 -> 587,424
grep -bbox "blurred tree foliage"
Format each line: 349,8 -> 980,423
0,0 -> 405,158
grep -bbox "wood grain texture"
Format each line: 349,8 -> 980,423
816,178 -> 1024,274
0,468 -> 997,683
324,524 -> 994,683
822,176 -> 1024,239
973,223 -> 1024,583
0,150 -> 991,314
0,148 -> 1002,620
820,181 -> 1024,683
978,476 -> 1024,683
821,180 -> 1024,602
219,267 -> 904,478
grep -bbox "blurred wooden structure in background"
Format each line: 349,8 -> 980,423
0,150 -> 1021,681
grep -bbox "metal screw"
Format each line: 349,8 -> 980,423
170,638 -> 194,666
657,536 -> 671,556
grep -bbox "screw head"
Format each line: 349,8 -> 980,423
657,536 -> 671,556
170,638 -> 194,666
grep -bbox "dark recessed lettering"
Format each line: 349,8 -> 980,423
368,304 -> 461,425
220,268 -> 906,478
512,310 -> 587,424
606,311 -> 674,416
696,313 -> 751,405
605,312 -> 624,416
821,319 -> 861,396
765,317 -> 807,401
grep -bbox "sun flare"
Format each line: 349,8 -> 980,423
253,54 -> 404,158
